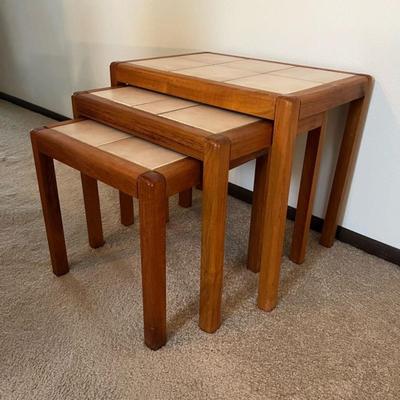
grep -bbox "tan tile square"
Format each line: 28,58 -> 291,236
270,66 -> 354,83
135,98 -> 197,114
227,74 -> 322,94
162,105 -> 259,133
92,86 -> 167,107
53,120 -> 131,147
181,53 -> 242,64
129,56 -> 206,71
223,59 -> 293,73
99,137 -> 186,169
175,64 -> 257,82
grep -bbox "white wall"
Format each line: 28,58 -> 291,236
1,0 -> 399,249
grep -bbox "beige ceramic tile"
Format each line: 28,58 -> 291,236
161,105 -> 259,133
175,64 -> 257,82
134,98 -> 197,114
129,56 -> 206,71
270,66 -> 354,83
53,120 -> 131,147
92,86 -> 167,107
223,59 -> 293,73
99,137 -> 186,169
180,53 -> 243,64
227,74 -> 322,94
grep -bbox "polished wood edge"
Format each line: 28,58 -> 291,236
72,86 -> 114,97
222,120 -> 272,161
155,158 -> 201,196
297,113 -> 325,134
205,133 -> 232,149
72,92 -> 208,159
30,127 -> 145,196
229,149 -> 267,169
113,56 -> 371,120
110,62 -> 121,86
295,75 -> 370,118
113,63 -> 277,118
44,118 -> 85,129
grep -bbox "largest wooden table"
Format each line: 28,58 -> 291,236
73,52 -> 372,333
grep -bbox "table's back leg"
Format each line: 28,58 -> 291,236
178,188 -> 193,208
138,172 -> 167,350
247,153 -> 269,273
320,95 -> 369,248
257,97 -> 300,311
199,135 -> 231,333
81,173 -> 105,248
31,134 -> 69,276
290,116 -> 327,264
119,191 -> 134,226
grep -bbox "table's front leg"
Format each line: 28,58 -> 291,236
257,97 -> 300,311
320,94 -> 370,247
199,135 -> 231,333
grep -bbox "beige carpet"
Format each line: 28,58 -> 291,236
0,99 -> 399,399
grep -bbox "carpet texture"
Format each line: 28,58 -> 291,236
0,99 -> 399,399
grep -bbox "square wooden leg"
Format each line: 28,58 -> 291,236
119,191 -> 134,226
247,153 -> 269,273
320,95 -> 370,247
199,135 -> 231,333
257,98 -> 300,311
290,116 -> 326,264
178,188 -> 193,208
138,171 -> 167,350
31,135 -> 69,276
81,173 -> 105,248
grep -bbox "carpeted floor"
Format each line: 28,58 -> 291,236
0,99 -> 399,399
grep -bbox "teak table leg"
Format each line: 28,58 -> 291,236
119,191 -> 134,226
320,96 -> 368,247
31,137 -> 69,276
138,172 -> 167,350
179,188 -> 193,208
81,173 -> 105,248
247,153 -> 269,273
290,116 -> 327,264
257,98 -> 300,311
199,135 -> 231,333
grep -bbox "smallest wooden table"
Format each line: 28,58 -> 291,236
31,119 -> 201,349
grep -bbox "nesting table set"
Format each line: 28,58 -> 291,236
31,52 -> 371,349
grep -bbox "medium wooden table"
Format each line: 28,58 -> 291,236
74,52 -> 372,333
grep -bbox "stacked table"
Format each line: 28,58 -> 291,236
73,52 -> 372,333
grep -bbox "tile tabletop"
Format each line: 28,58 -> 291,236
127,53 -> 355,95
53,120 -> 186,169
92,87 -> 260,134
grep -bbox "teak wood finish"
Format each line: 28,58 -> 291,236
31,121 -> 201,350
75,52 -> 371,331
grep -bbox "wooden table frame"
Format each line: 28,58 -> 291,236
109,53 -> 372,318
72,84 -> 328,334
31,121 -> 201,349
